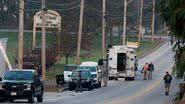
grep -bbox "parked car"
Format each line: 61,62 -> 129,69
64,64 -> 78,83
78,61 -> 101,88
0,69 -> 44,103
68,69 -> 94,91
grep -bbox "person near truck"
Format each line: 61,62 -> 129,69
98,59 -> 108,87
163,72 -> 172,96
142,63 -> 148,80
148,62 -> 154,80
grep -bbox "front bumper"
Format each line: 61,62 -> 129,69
0,89 -> 33,99
69,81 -> 91,88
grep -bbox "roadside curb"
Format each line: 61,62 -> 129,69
138,40 -> 168,59
59,87 -> 69,92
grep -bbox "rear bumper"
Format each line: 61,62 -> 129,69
109,70 -> 135,78
0,89 -> 33,99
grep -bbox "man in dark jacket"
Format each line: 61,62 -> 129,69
148,62 -> 154,80
164,72 -> 172,96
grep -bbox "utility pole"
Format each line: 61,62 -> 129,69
123,0 -> 127,45
18,0 -> 24,69
76,0 -> 84,64
41,0 -> 46,80
101,0 -> 106,59
151,0 -> 155,42
138,0 -> 143,47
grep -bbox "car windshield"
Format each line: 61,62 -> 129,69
71,71 -> 90,79
4,71 -> 33,80
77,66 -> 96,72
65,65 -> 77,71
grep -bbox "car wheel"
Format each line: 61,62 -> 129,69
98,82 -> 101,88
114,78 -> 118,80
109,77 -> 114,80
28,94 -> 34,103
9,99 -> 14,103
68,83 -> 74,91
88,83 -> 94,91
37,93 -> 43,102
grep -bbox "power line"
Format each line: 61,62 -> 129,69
25,0 -> 80,6
6,0 -> 80,12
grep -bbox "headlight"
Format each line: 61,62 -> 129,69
94,78 -> 97,81
24,84 -> 31,90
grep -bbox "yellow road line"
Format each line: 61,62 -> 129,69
106,68 -> 173,104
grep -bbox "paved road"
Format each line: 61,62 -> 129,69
40,41 -> 176,104
8,41 -> 176,104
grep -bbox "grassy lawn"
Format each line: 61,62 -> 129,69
0,31 -> 53,63
0,32 -> 163,80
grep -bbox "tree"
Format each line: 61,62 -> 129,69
160,0 -> 185,78
55,23 -> 92,64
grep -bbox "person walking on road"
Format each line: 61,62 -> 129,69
164,72 -> 172,96
143,63 -> 148,80
148,62 -> 154,80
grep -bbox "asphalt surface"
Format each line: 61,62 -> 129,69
8,41 -> 177,104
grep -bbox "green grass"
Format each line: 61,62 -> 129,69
136,39 -> 163,56
46,64 -> 64,80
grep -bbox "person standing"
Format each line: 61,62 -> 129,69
75,71 -> 82,92
143,63 -> 148,80
164,72 -> 172,96
148,62 -> 154,80
98,59 -> 108,87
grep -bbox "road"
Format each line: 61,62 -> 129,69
8,41 -> 176,104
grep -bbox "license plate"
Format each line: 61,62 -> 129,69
11,92 -> 16,96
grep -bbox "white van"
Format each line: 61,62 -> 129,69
108,45 -> 137,80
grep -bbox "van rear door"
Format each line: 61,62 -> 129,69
117,53 -> 126,72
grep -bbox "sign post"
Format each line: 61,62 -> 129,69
32,10 -> 61,49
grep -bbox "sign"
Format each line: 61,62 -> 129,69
32,10 -> 61,49
127,41 -> 139,48
34,10 -> 61,28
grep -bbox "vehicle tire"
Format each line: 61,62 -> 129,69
37,93 -> 43,102
28,94 -> 34,103
114,78 -> 118,80
125,77 -> 130,81
0,98 -> 4,102
131,77 -> 135,81
68,83 -> 74,91
9,99 -> 14,103
109,77 -> 114,80
88,83 -> 94,91
98,82 -> 101,88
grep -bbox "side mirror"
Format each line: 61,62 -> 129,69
0,77 -> 2,81
68,75 -> 71,77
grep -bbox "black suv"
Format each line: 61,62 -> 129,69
0,69 -> 44,103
